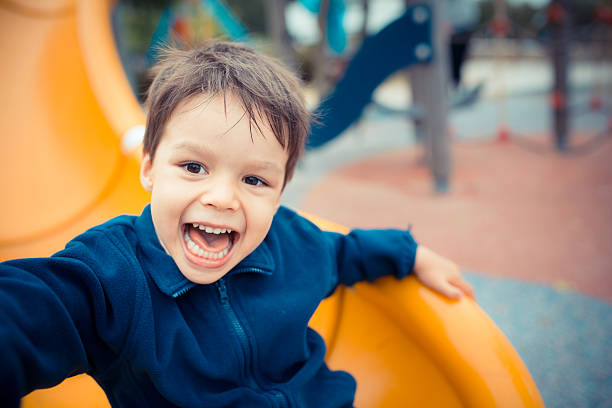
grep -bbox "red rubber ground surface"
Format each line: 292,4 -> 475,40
301,134 -> 612,302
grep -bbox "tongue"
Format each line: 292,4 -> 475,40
189,226 -> 230,252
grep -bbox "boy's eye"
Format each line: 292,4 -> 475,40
243,176 -> 266,186
183,163 -> 205,174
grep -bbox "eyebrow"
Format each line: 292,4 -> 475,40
247,161 -> 284,174
172,141 -> 208,155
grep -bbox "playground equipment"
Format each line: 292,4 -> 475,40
0,0 -> 148,261
1,0 -> 543,406
547,0 -> 612,152
491,0 -> 511,144
308,0 -> 452,192
490,0 -> 611,153
549,0 -> 570,149
147,0 -> 250,63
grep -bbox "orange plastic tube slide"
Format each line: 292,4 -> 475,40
0,1 -> 543,406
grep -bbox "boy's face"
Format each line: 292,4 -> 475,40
140,94 -> 288,284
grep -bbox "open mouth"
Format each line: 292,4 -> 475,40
183,223 -> 238,264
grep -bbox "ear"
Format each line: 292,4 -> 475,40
140,154 -> 154,192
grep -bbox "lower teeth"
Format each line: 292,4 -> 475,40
185,231 -> 232,260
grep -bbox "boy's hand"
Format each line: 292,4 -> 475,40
413,246 -> 475,300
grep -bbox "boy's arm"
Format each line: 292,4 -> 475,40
324,228 -> 473,300
0,256 -> 100,405
324,228 -> 418,289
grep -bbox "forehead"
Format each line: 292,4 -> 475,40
161,93 -> 287,166
168,93 -> 273,140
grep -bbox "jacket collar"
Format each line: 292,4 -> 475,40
135,205 -> 275,298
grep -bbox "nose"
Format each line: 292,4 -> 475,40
199,176 -> 239,211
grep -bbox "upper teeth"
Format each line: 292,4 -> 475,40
192,223 -> 232,234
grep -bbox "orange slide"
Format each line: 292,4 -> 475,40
1,1 -> 544,407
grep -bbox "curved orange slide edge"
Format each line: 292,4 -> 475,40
13,0 -> 544,406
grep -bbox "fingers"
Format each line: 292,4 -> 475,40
444,284 -> 464,300
434,280 -> 464,300
413,245 -> 476,301
432,275 -> 475,301
451,276 -> 476,301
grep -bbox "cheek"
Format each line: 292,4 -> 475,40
253,206 -> 278,237
248,192 -> 281,214
151,175 -> 193,207
243,198 -> 277,230
150,187 -> 189,234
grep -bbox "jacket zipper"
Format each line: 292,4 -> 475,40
215,278 -> 289,407
269,389 -> 289,406
233,267 -> 268,275
171,268 -> 267,298
215,278 -> 259,389
171,285 -> 193,298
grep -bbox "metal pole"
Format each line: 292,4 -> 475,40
492,0 -> 510,143
549,0 -> 570,150
264,0 -> 298,70
358,0 -> 369,43
409,0 -> 451,192
312,0 -> 331,91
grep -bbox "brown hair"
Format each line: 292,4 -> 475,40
143,41 -> 311,186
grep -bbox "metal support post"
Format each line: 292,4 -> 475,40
549,0 -> 570,150
265,0 -> 298,70
409,0 -> 451,192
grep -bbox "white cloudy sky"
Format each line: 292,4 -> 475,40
286,0 -> 550,46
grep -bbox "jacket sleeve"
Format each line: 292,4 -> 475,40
323,227 -> 418,292
0,246 -> 114,406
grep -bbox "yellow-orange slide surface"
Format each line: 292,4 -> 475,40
1,1 -> 544,407
0,0 -> 148,261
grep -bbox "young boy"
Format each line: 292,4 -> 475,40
0,41 -> 473,407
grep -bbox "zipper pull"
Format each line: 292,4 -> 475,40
215,279 -> 229,304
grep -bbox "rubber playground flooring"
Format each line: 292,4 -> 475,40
287,134 -> 612,407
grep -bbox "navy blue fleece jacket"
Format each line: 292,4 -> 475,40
0,205 -> 417,407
